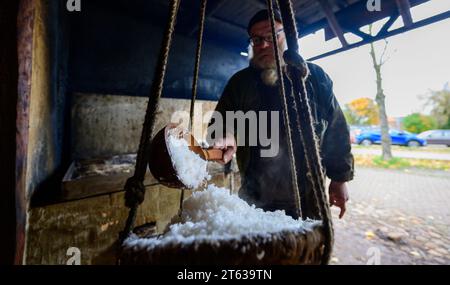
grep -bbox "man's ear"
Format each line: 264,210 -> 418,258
248,44 -> 254,60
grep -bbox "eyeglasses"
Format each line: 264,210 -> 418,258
249,29 -> 284,47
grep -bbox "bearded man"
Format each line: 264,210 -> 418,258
208,9 -> 354,219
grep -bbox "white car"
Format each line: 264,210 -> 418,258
417,130 -> 450,147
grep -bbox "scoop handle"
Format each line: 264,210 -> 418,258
204,148 -> 224,161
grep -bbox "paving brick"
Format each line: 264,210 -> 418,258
331,167 -> 450,265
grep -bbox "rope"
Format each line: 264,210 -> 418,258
189,0 -> 208,131
276,0 -> 334,265
266,0 -> 302,220
181,0 -> 208,216
120,0 -> 181,243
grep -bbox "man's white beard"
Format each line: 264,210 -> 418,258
249,43 -> 287,87
260,68 -> 279,86
250,58 -> 285,87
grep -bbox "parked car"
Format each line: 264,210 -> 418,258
417,130 -> 450,147
356,129 -> 426,147
349,125 -> 378,144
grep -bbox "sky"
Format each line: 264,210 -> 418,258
299,0 -> 450,118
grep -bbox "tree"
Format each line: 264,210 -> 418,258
344,97 -> 379,126
402,113 -> 437,134
424,85 -> 450,129
369,24 -> 392,160
343,107 -> 360,126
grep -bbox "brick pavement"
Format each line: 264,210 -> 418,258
329,167 -> 450,265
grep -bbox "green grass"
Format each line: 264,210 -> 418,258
354,154 -> 450,171
352,144 -> 450,154
372,156 -> 410,168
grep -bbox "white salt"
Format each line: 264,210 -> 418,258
123,184 -> 320,250
166,133 -> 210,189
123,133 -> 319,252
170,184 -> 314,238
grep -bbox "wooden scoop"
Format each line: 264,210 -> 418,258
184,132 -> 223,161
189,146 -> 223,161
148,123 -> 223,189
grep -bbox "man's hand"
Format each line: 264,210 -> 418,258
283,49 -> 309,78
212,133 -> 237,165
329,181 -> 349,219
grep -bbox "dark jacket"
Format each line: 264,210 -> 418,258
209,62 -> 354,218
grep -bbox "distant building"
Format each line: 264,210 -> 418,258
388,117 -> 404,130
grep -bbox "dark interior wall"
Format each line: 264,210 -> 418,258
67,0 -> 248,100
49,0 -> 71,170
31,0 -> 248,206
0,0 -> 20,265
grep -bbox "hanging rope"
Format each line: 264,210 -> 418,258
266,0 -> 302,220
120,0 -> 181,243
274,0 -> 334,265
175,0 -> 208,216
189,0 -> 208,132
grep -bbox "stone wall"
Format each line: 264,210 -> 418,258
26,169 -> 239,265
71,94 -> 218,160
22,0 -> 242,263
25,90 -> 243,264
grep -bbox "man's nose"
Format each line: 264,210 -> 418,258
260,40 -> 271,49
255,41 -> 273,54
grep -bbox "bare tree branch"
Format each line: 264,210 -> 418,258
368,26 -> 392,160
379,39 -> 389,66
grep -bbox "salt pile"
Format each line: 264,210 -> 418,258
123,184 -> 319,250
166,133 -> 210,189
123,129 -> 319,252
176,184 -> 310,237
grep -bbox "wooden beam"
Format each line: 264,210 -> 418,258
309,10 -> 450,61
395,0 -> 413,26
318,0 -> 348,47
0,0 -> 20,266
378,13 -> 400,36
345,27 -> 372,40
14,0 -> 35,265
320,0 -> 425,41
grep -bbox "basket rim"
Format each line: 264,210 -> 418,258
121,220 -> 323,251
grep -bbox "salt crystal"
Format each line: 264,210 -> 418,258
166,133 -> 210,189
123,184 -> 320,251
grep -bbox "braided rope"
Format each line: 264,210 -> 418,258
266,0 -> 302,220
181,0 -> 208,216
276,0 -> 334,265
189,0 -> 208,132
120,0 -> 181,243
